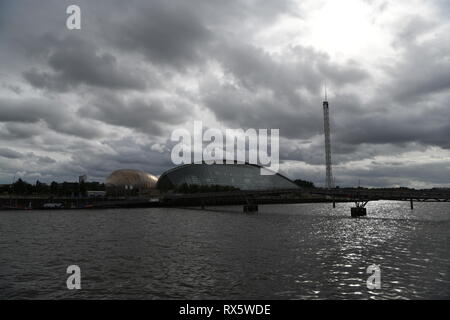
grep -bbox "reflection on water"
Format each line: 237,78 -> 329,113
0,201 -> 449,299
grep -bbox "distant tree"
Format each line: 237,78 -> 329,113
2,180 -> 105,196
0,184 -> 9,194
35,180 -> 42,192
11,178 -> 33,195
79,181 -> 86,197
294,179 -> 316,189
50,181 -> 58,194
34,180 -> 50,194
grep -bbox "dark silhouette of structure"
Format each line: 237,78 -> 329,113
323,88 -> 334,189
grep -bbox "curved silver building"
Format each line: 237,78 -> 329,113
156,163 -> 299,191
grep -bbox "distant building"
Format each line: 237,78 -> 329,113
79,175 -> 87,183
86,190 -> 106,198
156,163 -> 299,191
105,169 -> 158,196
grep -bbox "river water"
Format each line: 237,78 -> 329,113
0,201 -> 449,299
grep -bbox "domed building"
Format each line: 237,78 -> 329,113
156,163 -> 299,191
106,169 -> 158,196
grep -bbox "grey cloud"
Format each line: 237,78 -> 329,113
0,149 -> 57,183
104,0 -> 294,70
0,98 -> 49,123
335,160 -> 450,188
33,154 -> 57,164
23,35 -> 145,91
0,123 -> 42,145
0,97 -> 104,139
318,60 -> 369,87
332,95 -> 450,150
201,43 -> 369,141
110,0 -> 211,69
63,137 -> 174,180
0,147 -> 23,159
280,135 -> 428,168
215,43 -> 369,98
2,83 -> 22,94
202,82 -> 323,140
383,15 -> 450,101
284,157 -> 450,189
78,93 -> 192,136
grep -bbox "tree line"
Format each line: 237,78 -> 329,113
0,179 -> 105,196
294,179 -> 316,189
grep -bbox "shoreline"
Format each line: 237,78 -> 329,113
0,197 -> 357,211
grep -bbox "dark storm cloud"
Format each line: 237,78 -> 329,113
280,135 -> 427,168
23,35 -> 145,91
202,43 -> 369,139
214,43 -> 369,99
335,108 -> 450,149
105,0 -> 294,70
110,0 -> 211,69
78,93 -> 192,136
0,123 -> 41,140
58,137 -> 174,180
0,149 -> 57,179
0,147 -> 23,159
202,82 -> 323,139
386,15 -> 450,102
0,97 -> 104,139
0,98 -> 51,123
325,14 -> 450,152
391,45 -> 450,102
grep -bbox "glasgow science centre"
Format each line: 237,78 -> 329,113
102,162 -> 301,211
106,163 -> 299,194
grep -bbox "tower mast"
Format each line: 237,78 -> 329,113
323,87 -> 334,189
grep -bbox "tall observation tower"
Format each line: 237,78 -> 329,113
323,89 -> 334,189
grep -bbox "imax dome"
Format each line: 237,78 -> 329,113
106,169 -> 158,193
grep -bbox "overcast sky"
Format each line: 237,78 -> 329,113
0,0 -> 450,188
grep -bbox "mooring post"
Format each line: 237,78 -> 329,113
410,199 -> 414,210
243,197 -> 258,213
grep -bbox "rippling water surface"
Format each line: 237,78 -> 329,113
1,201 -> 449,299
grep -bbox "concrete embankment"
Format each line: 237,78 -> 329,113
0,194 -> 352,211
